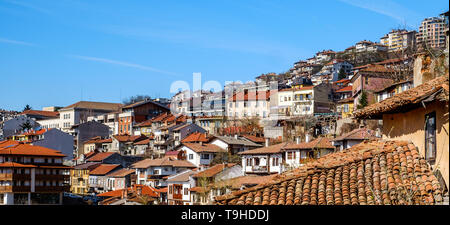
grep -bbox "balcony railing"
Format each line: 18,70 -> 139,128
251,166 -> 268,173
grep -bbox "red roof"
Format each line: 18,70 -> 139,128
113,135 -> 146,143
193,163 -> 236,178
229,90 -> 270,101
242,134 -> 265,144
334,79 -> 350,84
89,164 -> 120,175
86,152 -> 116,162
0,162 -> 37,168
181,132 -> 211,143
97,184 -> 159,198
335,86 -> 353,93
0,141 -> 66,157
21,128 -> 51,136
21,110 -> 59,118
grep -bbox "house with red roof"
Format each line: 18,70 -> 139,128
98,184 -> 160,205
332,128 -> 379,151
88,164 -> 121,193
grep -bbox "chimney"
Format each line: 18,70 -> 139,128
296,137 -> 300,144
305,134 -> 310,143
234,134 -> 238,140
265,138 -> 269,147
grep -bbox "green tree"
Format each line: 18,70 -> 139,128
357,91 -> 368,109
211,152 -> 241,165
20,121 -> 33,131
23,104 -> 32,111
337,67 -> 347,80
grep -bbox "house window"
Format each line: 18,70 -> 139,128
201,154 -> 209,160
246,158 -> 252,166
184,188 -> 189,195
189,154 -> 194,160
169,185 -> 173,194
287,151 -> 296,160
254,158 -> 260,166
272,157 -> 279,166
425,112 -> 436,164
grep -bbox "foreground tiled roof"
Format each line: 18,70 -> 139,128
193,163 -> 237,178
215,140 -> 445,205
0,141 -> 66,157
354,75 -> 449,119
214,174 -> 279,190
333,128 -> 378,141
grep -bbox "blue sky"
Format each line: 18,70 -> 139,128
0,0 -> 448,111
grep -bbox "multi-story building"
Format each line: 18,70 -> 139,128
118,99 -> 170,135
132,157 -> 196,188
167,170 -> 197,205
38,101 -> 122,135
380,29 -> 417,51
355,40 -> 387,52
226,90 -> 271,120
0,140 -> 71,205
416,16 -> 448,50
70,162 -> 100,195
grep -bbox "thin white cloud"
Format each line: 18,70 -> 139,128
338,0 -> 422,28
68,54 -> 178,76
0,37 -> 36,46
3,0 -> 51,14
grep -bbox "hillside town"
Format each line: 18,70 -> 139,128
1,11 -> 449,206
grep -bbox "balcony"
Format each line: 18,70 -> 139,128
0,186 -> 31,193
35,174 -> 69,180
35,186 -> 70,193
0,173 -> 31,180
251,166 -> 268,173
0,173 -> 12,180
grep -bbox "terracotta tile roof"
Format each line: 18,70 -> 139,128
283,137 -> 335,150
73,162 -> 101,170
182,143 -> 227,153
214,174 -> 279,190
89,164 -> 121,175
213,136 -> 261,147
21,110 -> 59,118
84,151 -> 98,160
61,101 -> 122,111
337,97 -> 355,103
97,184 -> 159,198
107,168 -> 135,177
167,170 -> 197,182
0,141 -> 66,157
135,119 -> 153,127
122,99 -> 169,110
155,187 -> 168,193
86,152 -> 116,162
355,75 -> 449,119
333,128 -> 378,141
238,143 -> 285,155
335,86 -> 353,93
84,137 -> 112,144
242,135 -> 265,144
215,140 -> 445,205
132,156 -> 196,169
181,132 -> 211,143
193,163 -> 237,178
359,64 -> 395,73
150,113 -> 170,122
229,90 -> 270,101
0,162 -> 37,168
334,79 -> 350,84
113,135 -> 146,143
134,138 -> 150,145
189,186 -> 210,193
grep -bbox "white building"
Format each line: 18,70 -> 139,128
167,170 -> 197,205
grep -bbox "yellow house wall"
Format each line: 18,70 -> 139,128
382,101 -> 449,189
